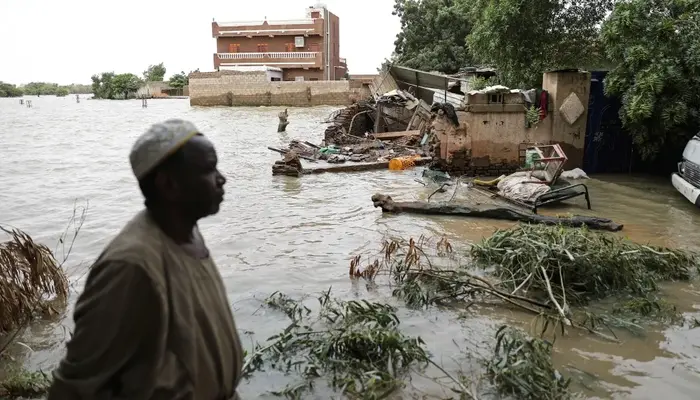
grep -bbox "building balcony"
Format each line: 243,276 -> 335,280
212,20 -> 323,38
214,52 -> 323,69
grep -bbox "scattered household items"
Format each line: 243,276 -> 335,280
270,93 -> 436,176
371,193 -> 622,232
671,134 -> 700,207
278,109 -> 289,132
472,144 -> 591,214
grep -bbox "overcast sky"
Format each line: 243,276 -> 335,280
0,0 -> 400,85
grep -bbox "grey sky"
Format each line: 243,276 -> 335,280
0,0 -> 400,85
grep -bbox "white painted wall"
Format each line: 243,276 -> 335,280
266,69 -> 283,81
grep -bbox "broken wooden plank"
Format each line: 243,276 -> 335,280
267,146 -> 317,162
303,141 -> 321,149
371,130 -> 422,140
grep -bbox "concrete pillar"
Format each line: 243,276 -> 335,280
542,70 -> 591,169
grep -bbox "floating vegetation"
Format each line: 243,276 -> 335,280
239,224 -> 699,399
485,326 -> 574,400
0,367 -> 52,399
243,290 -> 430,399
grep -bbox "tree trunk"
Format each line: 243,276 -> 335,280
371,193 -> 623,232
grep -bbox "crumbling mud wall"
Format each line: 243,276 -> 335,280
323,102 -> 374,144
189,71 -> 367,107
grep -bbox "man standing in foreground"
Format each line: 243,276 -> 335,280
48,119 -> 243,400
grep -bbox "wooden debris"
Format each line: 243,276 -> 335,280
370,130 -> 422,140
278,108 -> 289,132
370,193 -> 624,232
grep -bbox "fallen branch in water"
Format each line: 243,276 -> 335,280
242,291 -> 430,399
485,326 -> 574,400
350,225 -> 697,343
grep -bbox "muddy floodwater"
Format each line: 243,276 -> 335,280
1,96 -> 700,399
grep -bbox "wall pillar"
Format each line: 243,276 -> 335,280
542,70 -> 591,169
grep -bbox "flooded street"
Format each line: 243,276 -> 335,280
1,96 -> 699,399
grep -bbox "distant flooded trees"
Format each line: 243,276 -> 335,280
0,82 -> 91,97
0,82 -> 23,97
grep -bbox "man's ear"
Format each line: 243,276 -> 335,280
154,171 -> 181,201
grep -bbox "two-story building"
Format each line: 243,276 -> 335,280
211,5 -> 347,81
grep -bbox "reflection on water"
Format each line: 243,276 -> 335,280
1,96 -> 699,399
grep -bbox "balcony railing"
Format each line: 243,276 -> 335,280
217,19 -> 316,27
218,28 -> 318,36
218,52 -> 318,60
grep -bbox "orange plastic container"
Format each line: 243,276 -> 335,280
388,156 -> 419,170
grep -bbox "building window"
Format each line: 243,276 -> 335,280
271,77 -> 281,81
257,44 -> 268,52
310,78 -> 319,81
228,44 -> 240,53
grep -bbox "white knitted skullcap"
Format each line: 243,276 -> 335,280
129,119 -> 199,179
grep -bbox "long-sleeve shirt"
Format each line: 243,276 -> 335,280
48,210 -> 243,400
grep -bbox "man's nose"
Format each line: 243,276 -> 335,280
217,171 -> 227,186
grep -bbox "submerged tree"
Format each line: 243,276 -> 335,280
467,0 -> 613,88
143,62 -> 166,82
392,0 -> 474,74
601,0 -> 700,160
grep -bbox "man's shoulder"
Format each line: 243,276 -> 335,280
95,210 -> 165,275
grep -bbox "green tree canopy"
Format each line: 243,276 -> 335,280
0,82 -> 23,97
168,71 -> 189,89
392,0 -> 473,74
467,0 -> 613,88
55,87 -> 70,97
112,73 -> 143,99
143,63 -> 166,81
601,0 -> 700,160
91,72 -> 116,99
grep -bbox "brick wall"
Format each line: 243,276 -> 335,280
189,70 -> 364,107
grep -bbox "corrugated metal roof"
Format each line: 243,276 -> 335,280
389,65 -> 467,106
390,65 -> 454,91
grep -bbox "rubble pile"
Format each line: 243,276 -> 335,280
323,101 -> 374,144
272,150 -> 303,177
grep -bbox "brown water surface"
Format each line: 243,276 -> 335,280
1,96 -> 699,399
